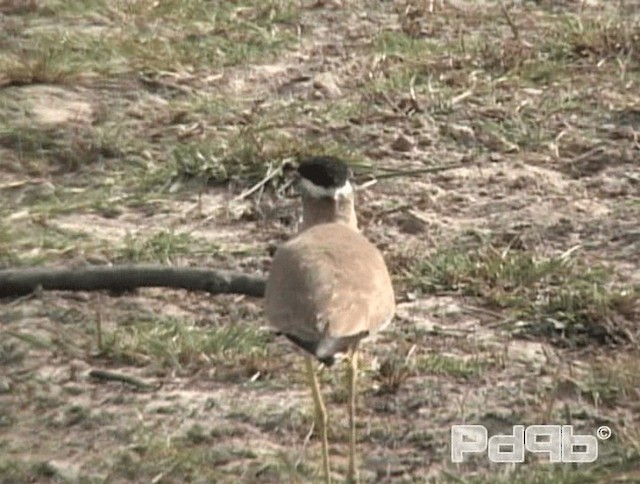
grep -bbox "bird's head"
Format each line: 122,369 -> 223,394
296,156 -> 357,230
297,156 -> 354,200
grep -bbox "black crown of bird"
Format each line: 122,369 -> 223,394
297,156 -> 352,196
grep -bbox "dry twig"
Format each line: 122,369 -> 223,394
498,0 -> 519,40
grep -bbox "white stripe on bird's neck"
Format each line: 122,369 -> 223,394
299,178 -> 353,199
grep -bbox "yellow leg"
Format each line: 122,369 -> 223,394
305,356 -> 331,484
347,348 -> 359,484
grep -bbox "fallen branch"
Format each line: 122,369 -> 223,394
0,265 -> 266,298
365,163 -> 464,181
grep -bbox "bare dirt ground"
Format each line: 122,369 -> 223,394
1,0 -> 639,482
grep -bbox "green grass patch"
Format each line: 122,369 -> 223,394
101,316 -> 269,372
581,354 -> 640,409
116,230 -> 201,264
414,353 -> 485,380
405,243 -> 638,346
85,422 -> 259,482
365,9 -> 638,100
0,121 -> 128,176
0,222 -> 224,267
0,221 -> 96,266
367,30 -> 458,95
0,0 -> 301,85
373,351 -> 486,395
167,132 -> 286,187
154,114 -> 360,189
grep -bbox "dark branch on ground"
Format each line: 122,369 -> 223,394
0,265 -> 266,298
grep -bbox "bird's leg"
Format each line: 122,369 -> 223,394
346,347 -> 359,484
305,355 -> 331,484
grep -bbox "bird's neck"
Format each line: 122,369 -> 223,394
301,196 -> 358,232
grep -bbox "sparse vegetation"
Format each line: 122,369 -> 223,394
101,315 -> 269,373
117,230 -> 199,264
405,242 -> 639,346
1,0 -> 638,482
414,352 -> 486,380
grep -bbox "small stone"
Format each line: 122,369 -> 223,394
312,72 -> 342,99
397,212 -> 427,234
43,460 -> 80,482
444,123 -> 475,144
0,378 -> 11,394
391,134 -> 415,152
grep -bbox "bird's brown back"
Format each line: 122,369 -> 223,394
265,223 -> 395,345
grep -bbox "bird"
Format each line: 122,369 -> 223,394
264,155 -> 396,483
